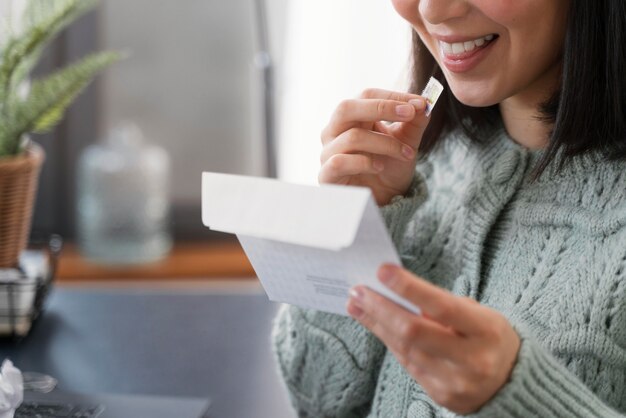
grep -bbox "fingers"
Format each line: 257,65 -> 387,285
360,87 -> 422,102
318,153 -> 382,184
348,264 -> 523,415
377,265 -> 486,335
322,98 -> 419,140
387,99 -> 430,148
361,88 -> 431,147
347,287 -> 464,362
320,128 -> 416,165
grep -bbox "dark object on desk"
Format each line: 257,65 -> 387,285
18,390 -> 210,418
0,235 -> 62,337
0,288 -> 294,418
17,398 -> 104,418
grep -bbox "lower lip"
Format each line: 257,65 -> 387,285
441,39 -> 497,73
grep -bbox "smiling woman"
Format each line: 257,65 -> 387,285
271,0 -> 626,417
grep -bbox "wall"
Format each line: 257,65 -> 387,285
98,0 -> 277,204
276,0 -> 413,184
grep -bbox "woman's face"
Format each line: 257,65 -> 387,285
391,0 -> 570,107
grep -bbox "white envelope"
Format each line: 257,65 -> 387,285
202,172 -> 420,316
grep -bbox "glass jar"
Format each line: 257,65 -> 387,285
77,123 -> 172,264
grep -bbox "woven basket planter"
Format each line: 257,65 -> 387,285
0,143 -> 45,268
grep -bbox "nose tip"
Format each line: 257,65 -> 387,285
418,0 -> 470,25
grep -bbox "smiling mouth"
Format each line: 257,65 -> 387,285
439,34 -> 499,59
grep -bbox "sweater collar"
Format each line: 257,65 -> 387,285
473,123 -> 612,184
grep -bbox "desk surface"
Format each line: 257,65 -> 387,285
0,286 -> 294,418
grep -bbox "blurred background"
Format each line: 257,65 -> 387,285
0,1 -> 415,415
1,0 -> 412,280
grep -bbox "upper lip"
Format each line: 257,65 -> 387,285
432,33 -> 497,43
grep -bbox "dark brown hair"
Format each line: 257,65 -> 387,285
409,1 -> 626,179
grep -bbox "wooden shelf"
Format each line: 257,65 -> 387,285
57,240 -> 256,282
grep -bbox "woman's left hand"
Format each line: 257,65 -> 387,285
347,264 -> 521,415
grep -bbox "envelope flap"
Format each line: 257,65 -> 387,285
202,173 -> 371,250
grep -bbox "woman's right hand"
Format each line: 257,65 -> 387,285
319,88 -> 431,206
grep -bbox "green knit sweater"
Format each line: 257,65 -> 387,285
271,126 -> 626,417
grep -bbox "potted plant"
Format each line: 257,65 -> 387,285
0,0 -> 119,267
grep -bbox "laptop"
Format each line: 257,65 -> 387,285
17,390 -> 211,418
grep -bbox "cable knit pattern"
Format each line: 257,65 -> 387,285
271,126 -> 626,417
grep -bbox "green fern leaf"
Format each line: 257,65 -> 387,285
16,51 -> 120,136
0,0 -> 98,102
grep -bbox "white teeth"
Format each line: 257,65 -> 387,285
451,43 -> 465,54
439,34 -> 496,55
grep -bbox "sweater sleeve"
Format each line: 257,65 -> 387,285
379,171 -> 430,251
271,171 -> 430,417
272,305 -> 386,418
467,325 -> 624,418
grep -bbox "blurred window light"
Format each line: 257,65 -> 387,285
277,0 -> 412,184
0,0 -> 27,34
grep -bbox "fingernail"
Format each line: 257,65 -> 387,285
409,98 -> 426,110
395,104 -> 413,118
373,160 -> 384,171
378,265 -> 398,285
347,302 -> 364,318
402,145 -> 415,160
349,286 -> 365,302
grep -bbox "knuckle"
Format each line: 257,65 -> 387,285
395,333 -> 414,356
376,99 -> 389,117
326,154 -> 345,175
473,353 -> 497,379
361,88 -> 377,99
376,136 -> 400,158
399,320 -> 419,340
433,298 -> 456,322
394,139 -> 407,157
344,128 -> 361,147
483,315 -> 507,339
389,92 -> 405,102
335,99 -> 353,119
395,277 -> 413,296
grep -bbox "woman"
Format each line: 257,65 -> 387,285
272,0 -> 626,416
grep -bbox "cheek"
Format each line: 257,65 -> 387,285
470,0 -> 520,25
390,0 -> 419,24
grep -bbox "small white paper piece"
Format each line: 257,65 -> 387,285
202,172 -> 421,316
421,76 -> 444,117
0,360 -> 23,418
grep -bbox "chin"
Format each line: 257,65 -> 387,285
446,79 -> 501,108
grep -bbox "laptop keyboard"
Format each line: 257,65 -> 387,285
15,401 -> 105,418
